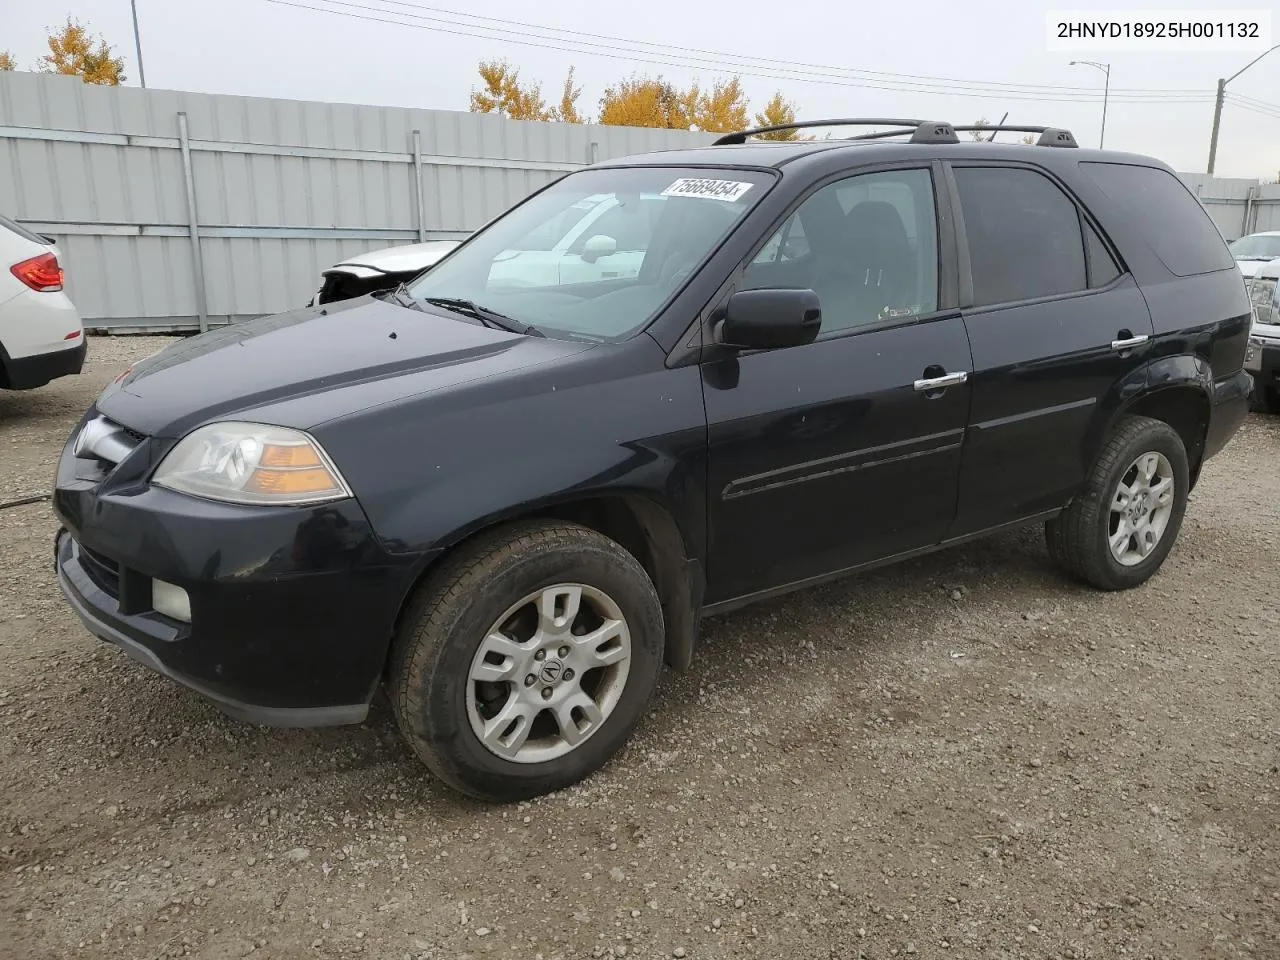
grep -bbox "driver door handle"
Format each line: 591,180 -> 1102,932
913,371 -> 968,392
1111,333 -> 1150,351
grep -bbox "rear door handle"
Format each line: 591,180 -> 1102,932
1111,334 -> 1150,351
913,371 -> 968,392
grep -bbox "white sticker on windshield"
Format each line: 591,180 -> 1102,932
661,178 -> 754,202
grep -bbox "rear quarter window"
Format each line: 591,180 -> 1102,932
0,214 -> 53,246
1078,162 -> 1234,277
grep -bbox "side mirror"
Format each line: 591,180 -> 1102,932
717,288 -> 822,350
581,234 -> 617,263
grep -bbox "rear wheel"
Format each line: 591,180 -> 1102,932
390,520 -> 664,802
1046,415 -> 1189,591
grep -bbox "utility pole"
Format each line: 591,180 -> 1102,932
1207,79 -> 1225,174
1069,60 -> 1110,148
1207,44 -> 1279,174
130,0 -> 147,88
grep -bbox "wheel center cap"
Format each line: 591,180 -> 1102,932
538,659 -> 564,684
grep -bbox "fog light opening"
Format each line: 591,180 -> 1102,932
152,579 -> 192,623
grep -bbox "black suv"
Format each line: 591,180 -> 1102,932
53,119 -> 1252,802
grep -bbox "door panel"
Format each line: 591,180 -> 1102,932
946,163 -> 1155,538
953,279 -> 1154,535
703,165 -> 968,604
704,316 -> 972,604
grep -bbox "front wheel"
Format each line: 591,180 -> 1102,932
389,520 -> 665,802
1250,383 -> 1279,415
1045,415 -> 1190,591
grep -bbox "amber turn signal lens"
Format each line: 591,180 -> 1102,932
259,443 -> 324,469
245,467 -> 343,496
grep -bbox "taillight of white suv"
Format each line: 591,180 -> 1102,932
10,252 -> 65,292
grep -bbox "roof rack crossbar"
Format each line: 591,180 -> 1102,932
950,125 -> 1079,148
714,119 -> 1078,149
713,118 -> 939,146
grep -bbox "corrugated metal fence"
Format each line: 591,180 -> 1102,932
0,72 -> 712,331
1,72 -> 1276,332
1180,172 -> 1280,242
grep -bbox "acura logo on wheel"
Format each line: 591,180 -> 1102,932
539,660 -> 563,683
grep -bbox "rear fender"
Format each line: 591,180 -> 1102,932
1088,354 -> 1212,489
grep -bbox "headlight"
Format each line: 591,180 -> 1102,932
153,422 -> 351,506
1249,276 -> 1277,326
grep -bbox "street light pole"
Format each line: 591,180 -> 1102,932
130,0 -> 147,88
1207,43 -> 1279,174
1070,60 -> 1110,148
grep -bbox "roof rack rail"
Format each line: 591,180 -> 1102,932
950,125 -> 1079,148
712,119 -> 958,146
713,119 -> 1078,149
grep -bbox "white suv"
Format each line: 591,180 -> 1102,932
0,215 -> 85,390
1229,231 -> 1280,280
1246,257 -> 1280,413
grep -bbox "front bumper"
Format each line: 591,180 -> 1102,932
53,431 -> 424,727
57,530 -> 371,726
1245,328 -> 1280,405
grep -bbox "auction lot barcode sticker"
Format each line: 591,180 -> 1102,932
661,178 -> 754,202
1047,10 -> 1271,51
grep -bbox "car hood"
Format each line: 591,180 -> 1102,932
1251,257 -> 1280,281
1237,259 -> 1272,278
331,240 -> 461,275
94,296 -> 590,438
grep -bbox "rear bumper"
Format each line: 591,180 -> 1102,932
1,337 -> 85,389
1204,369 -> 1254,461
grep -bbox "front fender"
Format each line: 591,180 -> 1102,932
318,346 -> 709,565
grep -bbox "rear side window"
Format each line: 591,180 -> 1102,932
0,214 -> 52,246
953,166 -> 1087,307
1084,221 -> 1121,288
1079,162 -> 1235,277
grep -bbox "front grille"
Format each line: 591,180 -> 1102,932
73,415 -> 143,467
78,544 -> 120,598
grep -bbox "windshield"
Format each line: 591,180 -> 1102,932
406,167 -> 773,341
1228,234 -> 1280,260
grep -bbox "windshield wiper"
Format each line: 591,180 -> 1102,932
420,297 -> 545,337
377,282 -> 424,310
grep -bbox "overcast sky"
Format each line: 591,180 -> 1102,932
4,0 -> 1277,179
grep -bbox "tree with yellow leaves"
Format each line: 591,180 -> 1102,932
598,76 -> 694,129
469,60 -> 805,133
0,51 -> 15,72
692,77 -> 749,133
598,75 -> 750,132
38,17 -> 125,85
549,66 -> 584,124
469,60 -> 548,121
753,92 -> 801,139
470,60 -> 586,123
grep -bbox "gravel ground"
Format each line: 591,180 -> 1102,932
1,334 -> 1277,960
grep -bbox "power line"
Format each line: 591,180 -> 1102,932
1225,94 -> 1280,121
261,0 -> 1214,104
368,0 -> 1206,96
1228,91 -> 1280,112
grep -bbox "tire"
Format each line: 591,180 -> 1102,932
1250,384 -> 1279,415
389,520 -> 665,802
1045,415 -> 1190,591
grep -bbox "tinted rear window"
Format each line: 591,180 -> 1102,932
1079,163 -> 1234,277
0,214 -> 52,246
